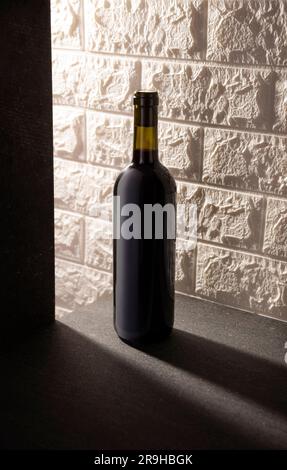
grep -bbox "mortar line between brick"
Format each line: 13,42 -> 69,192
54,203 -> 286,264
55,254 -> 85,266
54,155 -> 286,200
260,195 -> 268,253
198,127 -> 205,183
55,255 -> 112,276
196,240 -> 286,264
54,201 -> 285,265
175,177 -> 287,201
53,103 -> 287,139
55,305 -> 72,314
204,0 -> 209,62
159,117 -> 287,138
55,207 -> 112,231
52,47 -> 287,72
54,201 -> 113,222
81,214 -> 86,265
192,244 -> 198,296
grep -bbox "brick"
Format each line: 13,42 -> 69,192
142,61 -> 283,133
175,239 -> 195,295
273,73 -> 287,134
264,198 -> 287,260
85,217 -> 113,271
196,244 -> 287,320
85,0 -> 207,59
177,182 -> 264,250
52,51 -> 141,112
159,122 -> 203,181
207,0 -> 287,66
54,209 -> 84,262
51,0 -> 82,49
55,258 -> 112,311
87,112 -> 132,168
53,106 -> 85,161
54,158 -> 118,220
203,129 -> 287,196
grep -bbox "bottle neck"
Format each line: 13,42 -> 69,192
132,104 -> 158,164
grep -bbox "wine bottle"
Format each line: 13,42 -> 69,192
113,90 -> 176,345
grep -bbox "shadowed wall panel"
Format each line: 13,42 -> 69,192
0,0 -> 55,337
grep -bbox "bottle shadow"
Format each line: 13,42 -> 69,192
1,321 -> 286,449
137,328 -> 287,417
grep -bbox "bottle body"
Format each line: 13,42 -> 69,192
113,91 -> 176,345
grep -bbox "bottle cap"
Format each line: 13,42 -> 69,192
133,90 -> 159,106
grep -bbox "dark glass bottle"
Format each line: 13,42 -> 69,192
113,90 -> 176,345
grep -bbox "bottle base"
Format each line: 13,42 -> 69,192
117,326 -> 173,348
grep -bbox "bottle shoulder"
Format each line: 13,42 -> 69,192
114,162 -> 176,195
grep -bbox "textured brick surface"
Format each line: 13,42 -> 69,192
85,217 -> 113,271
87,111 -> 203,180
178,182 -> 264,250
55,258 -> 112,311
273,72 -> 287,134
160,123 -> 203,181
52,51 -> 141,112
87,112 -> 132,168
51,0 -> 82,48
175,239 -> 195,295
85,0 -> 207,59
196,244 -> 287,320
142,62 -> 283,133
52,1 -> 287,322
207,0 -> 287,66
203,129 -> 287,196
53,106 -> 85,161
55,209 -> 84,262
264,198 -> 287,260
54,158 -> 118,220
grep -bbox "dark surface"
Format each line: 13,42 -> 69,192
0,0 -> 55,337
1,294 -> 287,449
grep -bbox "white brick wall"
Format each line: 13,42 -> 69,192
51,0 -> 287,322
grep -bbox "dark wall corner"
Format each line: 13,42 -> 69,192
0,0 -> 55,339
